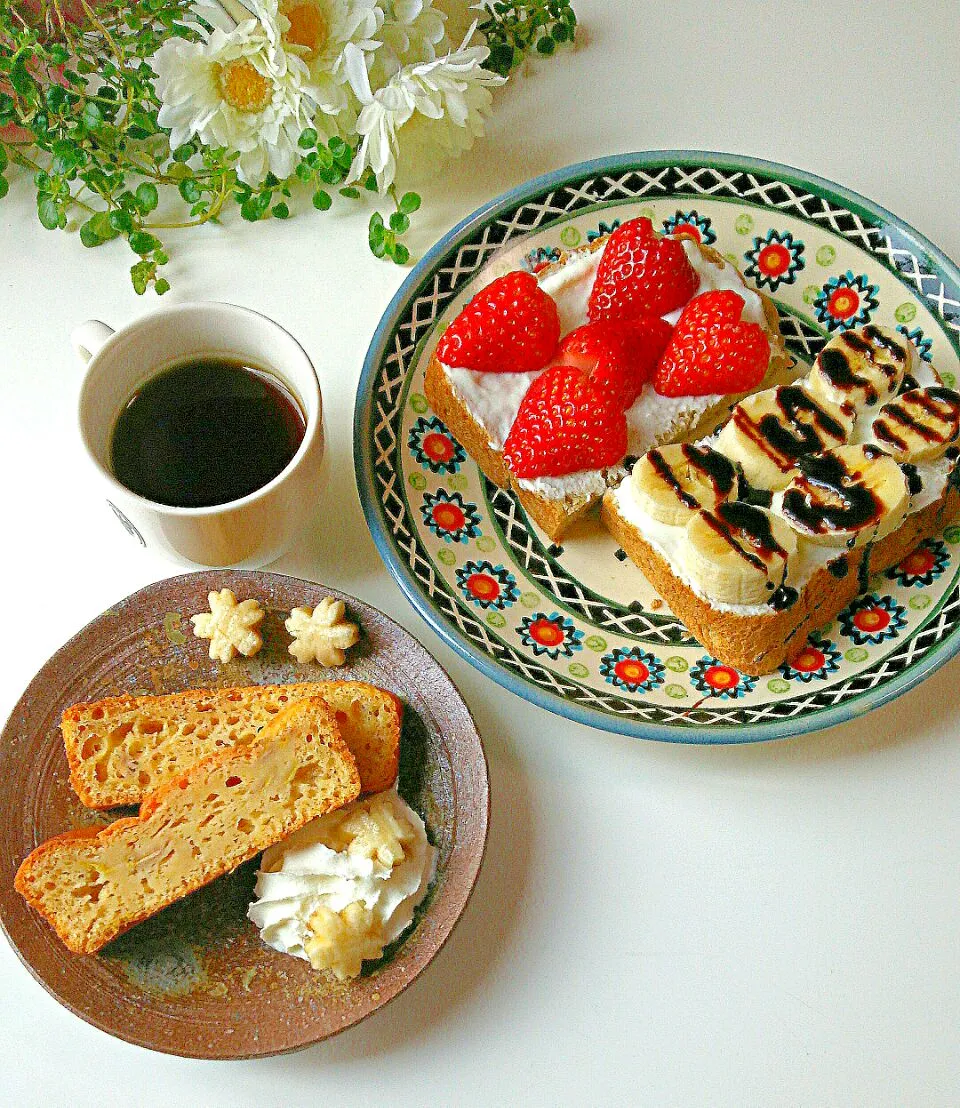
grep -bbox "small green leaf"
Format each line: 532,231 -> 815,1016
155,278 -> 171,295
536,36 -> 556,55
80,219 -> 103,247
272,201 -> 289,219
0,147 -> 7,173
398,191 -> 421,214
172,143 -> 194,163
389,211 -> 410,234
295,162 -> 313,182
82,101 -> 104,130
297,127 -> 318,150
38,197 -> 60,230
240,198 -> 261,221
135,183 -> 159,213
0,176 -> 8,201
328,136 -> 347,156
130,260 -> 151,295
339,186 -> 360,199
108,209 -> 134,233
129,231 -> 160,255
393,243 -> 410,265
312,188 -> 331,210
178,178 -> 201,203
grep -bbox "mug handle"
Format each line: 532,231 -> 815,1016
71,320 -> 115,366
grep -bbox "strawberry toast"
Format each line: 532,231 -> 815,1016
425,217 -> 791,540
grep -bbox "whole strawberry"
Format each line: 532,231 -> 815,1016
587,217 -> 700,322
556,316 -> 672,409
503,364 -> 628,478
654,290 -> 770,397
435,270 -> 561,373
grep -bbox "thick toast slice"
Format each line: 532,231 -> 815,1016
63,681 -> 401,809
16,697 -> 360,954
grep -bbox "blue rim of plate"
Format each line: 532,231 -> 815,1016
355,150 -> 960,743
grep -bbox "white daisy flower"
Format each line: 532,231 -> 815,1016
369,0 -> 449,87
151,8 -> 318,184
256,0 -> 382,119
345,27 -> 503,191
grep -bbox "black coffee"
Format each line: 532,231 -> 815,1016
110,357 -> 306,508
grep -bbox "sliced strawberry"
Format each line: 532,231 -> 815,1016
556,317 -> 672,409
503,364 -> 628,478
435,270 -> 560,373
653,290 -> 771,397
587,217 -> 700,322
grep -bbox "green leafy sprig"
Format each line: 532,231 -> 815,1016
479,0 -> 577,76
0,1 -> 575,294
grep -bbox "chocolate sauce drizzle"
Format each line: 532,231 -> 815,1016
732,385 -> 848,475
701,501 -> 789,577
649,444 -> 736,510
780,451 -> 885,536
873,386 -> 960,454
815,327 -> 908,406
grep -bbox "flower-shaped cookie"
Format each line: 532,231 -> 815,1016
191,588 -> 265,663
285,598 -> 360,666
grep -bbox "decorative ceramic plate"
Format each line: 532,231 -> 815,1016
356,151 -> 960,743
0,571 -> 488,1058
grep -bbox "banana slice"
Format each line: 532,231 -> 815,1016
778,444 -> 909,548
683,503 -> 798,606
714,384 -> 856,491
806,325 -> 916,411
872,385 -> 960,463
629,443 -> 737,526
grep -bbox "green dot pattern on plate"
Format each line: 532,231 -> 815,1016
943,525 -> 960,544
521,591 -> 539,608
560,226 -> 581,248
437,548 -> 456,566
845,647 -> 869,663
449,474 -> 468,492
802,285 -> 821,305
895,302 -> 917,324
475,535 -> 496,553
734,214 -> 753,234
409,473 -> 426,491
568,662 -> 589,678
942,372 -> 956,388
909,595 -> 932,611
665,684 -> 687,699
815,245 -> 836,266
486,611 -> 506,628
410,393 -> 428,414
163,612 -> 187,645
585,635 -> 607,652
665,656 -> 688,673
767,678 -> 791,694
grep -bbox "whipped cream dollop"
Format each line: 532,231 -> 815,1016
440,237 -> 774,503
248,789 -> 437,979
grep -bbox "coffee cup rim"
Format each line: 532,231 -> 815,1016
77,301 -> 323,517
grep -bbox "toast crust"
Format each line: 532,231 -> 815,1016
601,484 -> 960,676
425,239 -> 792,542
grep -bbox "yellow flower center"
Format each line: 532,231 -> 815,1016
282,0 -> 328,58
219,58 -> 273,113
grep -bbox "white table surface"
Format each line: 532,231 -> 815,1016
2,2 -> 959,1104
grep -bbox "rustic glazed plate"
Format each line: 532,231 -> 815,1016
355,150 -> 960,743
0,571 -> 488,1058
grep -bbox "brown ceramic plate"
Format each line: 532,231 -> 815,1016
0,571 -> 488,1058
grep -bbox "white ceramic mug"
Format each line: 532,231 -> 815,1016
73,302 -> 324,568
